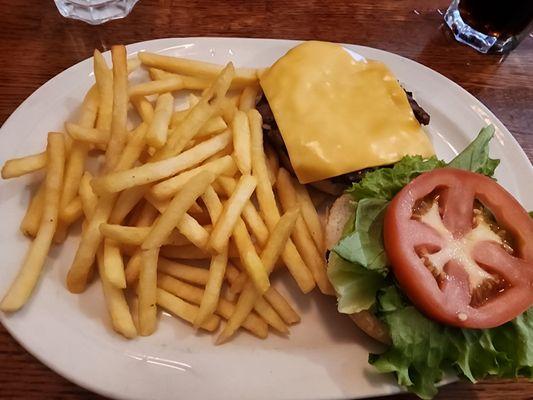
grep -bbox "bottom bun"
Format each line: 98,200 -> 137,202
349,310 -> 391,345
326,194 -> 392,345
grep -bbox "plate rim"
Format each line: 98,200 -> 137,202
0,36 -> 531,400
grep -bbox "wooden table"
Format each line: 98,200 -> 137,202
0,0 -> 531,399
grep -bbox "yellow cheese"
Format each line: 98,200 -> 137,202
260,41 -> 434,183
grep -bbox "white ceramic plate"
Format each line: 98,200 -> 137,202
0,38 -> 531,400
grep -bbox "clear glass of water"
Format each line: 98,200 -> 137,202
54,0 -> 139,25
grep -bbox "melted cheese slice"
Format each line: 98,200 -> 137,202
260,41 -> 434,183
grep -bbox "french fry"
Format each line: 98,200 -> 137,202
160,244 -> 239,260
146,193 -> 210,250
259,208 -> 300,275
75,84 -> 101,129
59,85 -> 99,225
193,248 -> 227,327
220,96 -> 239,125
169,109 -> 228,137
150,155 -> 236,200
192,185 -> 227,328
150,68 -> 247,93
156,288 -> 220,332
124,251 -> 142,286
158,259 -> 210,286
153,64 -> 234,161
195,116 -> 228,138
293,178 -> 325,254
0,133 -> 65,311
148,67 -> 176,81
101,224 -> 150,246
253,296 -> 288,333
67,196 -> 116,293
263,287 -> 300,325
103,239 -> 126,288
109,185 -> 148,224
142,171 -> 216,250
96,248 -> 137,338
202,143 -> 234,165
201,185 -> 222,221
265,143 -> 279,186
65,123 -> 109,145
139,247 -> 159,335
232,219 -> 270,293
91,131 -> 230,195
232,110 -> 252,175
216,207 -> 299,343
104,45 -> 129,172
217,176 -> 269,246
248,109 -> 315,293
208,175 -> 257,253
276,168 -> 333,294
129,77 -> 184,98
62,197 -> 83,225
124,202 -> 159,286
239,85 -> 259,111
146,192 -> 203,216
100,225 -> 190,247
94,49 -> 113,131
131,96 -> 154,124
170,108 -> 189,126
79,171 -> 97,219
66,124 -> 147,293
125,255 -> 211,287
158,274 -> 267,338
138,52 -> 258,87
147,93 -> 174,149
1,152 -> 46,179
20,184 -> 45,237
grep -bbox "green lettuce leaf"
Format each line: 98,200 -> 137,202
334,198 -> 389,275
452,309 -> 533,381
448,125 -> 500,176
327,252 -> 386,314
347,156 -> 444,201
370,286 -> 533,399
369,305 -> 450,399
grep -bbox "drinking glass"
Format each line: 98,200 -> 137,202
54,0 -> 139,25
445,0 -> 533,53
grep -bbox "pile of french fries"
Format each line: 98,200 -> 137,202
0,45 -> 334,343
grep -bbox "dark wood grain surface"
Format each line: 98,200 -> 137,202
0,0 -> 532,399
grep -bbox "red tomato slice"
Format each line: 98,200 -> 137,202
383,168 -> 533,329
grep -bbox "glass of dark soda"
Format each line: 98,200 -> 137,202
445,0 -> 533,53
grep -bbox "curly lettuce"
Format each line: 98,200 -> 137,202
370,287 -> 533,399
